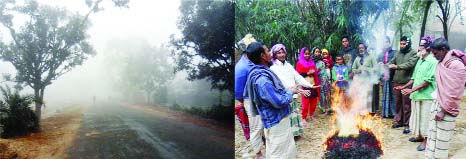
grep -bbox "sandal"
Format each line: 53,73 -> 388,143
409,137 -> 424,142
417,144 -> 426,151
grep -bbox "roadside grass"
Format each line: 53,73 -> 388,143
170,103 -> 233,125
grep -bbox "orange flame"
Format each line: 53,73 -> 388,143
323,82 -> 384,151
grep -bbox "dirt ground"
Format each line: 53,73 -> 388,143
235,97 -> 466,159
0,106 -> 85,159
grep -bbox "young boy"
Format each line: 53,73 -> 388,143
331,55 -> 350,109
332,55 -> 349,89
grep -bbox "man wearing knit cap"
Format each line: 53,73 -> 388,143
389,36 -> 419,134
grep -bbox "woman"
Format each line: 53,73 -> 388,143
312,47 -> 331,115
296,47 -> 320,124
378,36 -> 396,118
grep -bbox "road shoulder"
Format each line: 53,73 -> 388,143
0,106 -> 85,159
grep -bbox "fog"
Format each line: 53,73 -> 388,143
0,0 -> 226,115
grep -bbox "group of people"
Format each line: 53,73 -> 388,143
235,34 -> 466,159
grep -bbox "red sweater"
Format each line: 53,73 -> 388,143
296,61 -> 320,86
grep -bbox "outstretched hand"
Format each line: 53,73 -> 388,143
401,88 -> 414,95
299,89 -> 312,97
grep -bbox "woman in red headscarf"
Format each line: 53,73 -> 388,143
296,47 -> 320,125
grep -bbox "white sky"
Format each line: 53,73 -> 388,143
0,0 -> 182,107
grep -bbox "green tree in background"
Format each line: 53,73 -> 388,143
122,45 -> 174,105
235,0 -> 391,64
0,0 -> 129,121
171,0 -> 234,92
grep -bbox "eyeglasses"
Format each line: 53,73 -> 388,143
400,43 -> 407,45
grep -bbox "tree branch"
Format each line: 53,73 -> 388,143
437,15 -> 444,23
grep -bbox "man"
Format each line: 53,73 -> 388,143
270,43 -> 316,137
245,42 -> 308,159
426,38 -> 466,158
339,36 -> 358,72
389,36 -> 419,134
352,43 -> 378,114
398,36 -> 437,151
234,34 -> 264,158
378,36 -> 396,118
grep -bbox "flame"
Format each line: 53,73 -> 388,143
323,79 -> 385,153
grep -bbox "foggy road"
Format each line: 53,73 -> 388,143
68,102 -> 233,159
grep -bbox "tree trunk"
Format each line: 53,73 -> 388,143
420,1 -> 433,38
34,88 -> 42,121
437,0 -> 449,40
442,17 -> 448,40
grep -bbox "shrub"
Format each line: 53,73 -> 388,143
185,104 -> 234,124
0,86 -> 39,138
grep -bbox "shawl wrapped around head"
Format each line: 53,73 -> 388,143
298,47 -> 315,68
271,44 -> 286,61
435,49 -> 466,117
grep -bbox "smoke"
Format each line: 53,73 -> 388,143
332,8 -> 398,137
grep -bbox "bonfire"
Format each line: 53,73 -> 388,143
323,77 -> 384,159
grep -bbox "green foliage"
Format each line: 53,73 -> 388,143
171,0 -> 234,92
124,45 -> 173,104
236,0 -> 308,63
0,2 -> 95,90
170,103 -> 233,124
393,0 -> 424,38
236,0 -> 390,63
105,38 -> 174,104
0,0 -> 128,120
0,86 -> 38,138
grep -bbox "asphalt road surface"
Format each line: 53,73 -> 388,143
68,102 -> 233,159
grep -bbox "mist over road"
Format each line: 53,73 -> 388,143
68,102 -> 233,159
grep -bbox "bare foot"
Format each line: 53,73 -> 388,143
302,120 -> 307,127
256,151 -> 265,159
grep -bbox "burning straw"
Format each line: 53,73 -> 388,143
323,75 -> 384,159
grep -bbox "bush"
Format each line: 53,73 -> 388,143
0,86 -> 39,138
171,102 -> 182,111
185,104 -> 234,124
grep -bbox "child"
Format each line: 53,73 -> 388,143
332,55 -> 349,89
331,55 -> 350,110
322,49 -> 334,73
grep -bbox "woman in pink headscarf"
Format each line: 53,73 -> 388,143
296,47 -> 320,124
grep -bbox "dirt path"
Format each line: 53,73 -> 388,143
0,106 -> 85,159
235,99 -> 466,159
